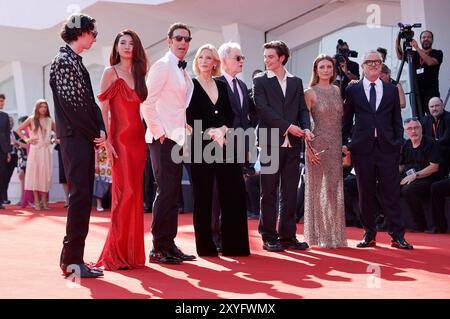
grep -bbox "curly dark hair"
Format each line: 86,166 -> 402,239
60,13 -> 96,44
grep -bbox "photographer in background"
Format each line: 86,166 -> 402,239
334,39 -> 360,98
396,30 -> 443,115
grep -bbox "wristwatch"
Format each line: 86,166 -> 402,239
415,172 -> 420,178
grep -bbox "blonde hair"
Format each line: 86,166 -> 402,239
192,44 -> 221,77
309,54 -> 336,87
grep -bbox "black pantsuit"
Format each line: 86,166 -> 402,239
191,162 -> 249,256
187,78 -> 250,256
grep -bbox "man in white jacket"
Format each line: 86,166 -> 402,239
142,22 -> 195,264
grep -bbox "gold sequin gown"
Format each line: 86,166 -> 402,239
304,85 -> 347,248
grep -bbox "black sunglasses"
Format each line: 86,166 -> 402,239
90,30 -> 98,39
403,117 -> 419,124
231,55 -> 246,62
171,35 -> 192,43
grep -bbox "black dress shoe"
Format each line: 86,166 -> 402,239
170,246 -> 196,261
61,263 -> 104,278
356,234 -> 376,248
149,249 -> 183,264
262,240 -> 285,252
280,238 -> 309,250
143,205 -> 152,213
391,237 -> 413,250
3,200 -> 11,205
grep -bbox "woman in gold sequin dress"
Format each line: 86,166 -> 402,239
303,55 -> 347,248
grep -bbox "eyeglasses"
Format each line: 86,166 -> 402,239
363,59 -> 382,66
406,126 -> 421,132
171,35 -> 192,43
403,117 -> 419,124
231,55 -> 246,62
90,30 -> 98,39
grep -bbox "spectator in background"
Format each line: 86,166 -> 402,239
0,94 -> 11,210
15,116 -> 33,208
396,30 -> 443,116
334,39 -> 360,98
377,47 -> 388,63
400,117 -> 441,232
422,97 -> 450,176
380,64 -> 406,109
16,99 -> 55,211
2,116 -> 18,205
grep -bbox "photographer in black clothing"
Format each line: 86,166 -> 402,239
396,30 -> 443,115
334,39 -> 360,98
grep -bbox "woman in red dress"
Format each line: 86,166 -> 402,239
96,29 -> 148,270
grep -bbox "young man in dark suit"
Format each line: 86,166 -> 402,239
0,94 -> 11,210
342,50 -> 413,250
49,13 -> 106,278
253,40 -> 313,252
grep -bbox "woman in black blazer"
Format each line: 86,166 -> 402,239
187,44 -> 250,257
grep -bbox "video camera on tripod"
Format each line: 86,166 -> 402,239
398,23 -> 422,52
396,22 -> 423,118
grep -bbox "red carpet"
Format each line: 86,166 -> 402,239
1,203 -> 449,299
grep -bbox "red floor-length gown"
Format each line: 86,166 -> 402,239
96,73 -> 146,270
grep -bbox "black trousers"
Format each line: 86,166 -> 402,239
259,146 -> 300,242
144,144 -> 155,210
0,150 -> 7,203
191,162 -> 249,256
430,179 -> 450,232
401,177 -> 439,230
59,135 -> 95,266
352,142 -> 404,239
2,153 -> 18,201
149,139 -> 183,251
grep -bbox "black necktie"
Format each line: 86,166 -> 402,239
369,82 -> 376,111
232,78 -> 242,109
178,60 -> 187,70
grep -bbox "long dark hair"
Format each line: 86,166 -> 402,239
110,29 -> 148,101
32,99 -> 51,133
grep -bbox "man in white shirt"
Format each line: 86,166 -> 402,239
342,50 -> 413,250
141,22 -> 195,264
252,40 -> 313,252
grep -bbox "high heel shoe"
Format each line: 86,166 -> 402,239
34,202 -> 41,211
42,203 -> 50,210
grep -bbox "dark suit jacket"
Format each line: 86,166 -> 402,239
342,81 -> 403,155
0,111 -> 11,154
216,76 -> 252,130
252,71 -> 310,147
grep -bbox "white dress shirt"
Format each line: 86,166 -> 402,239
362,77 -> 383,137
267,69 -> 295,147
222,71 -> 243,107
